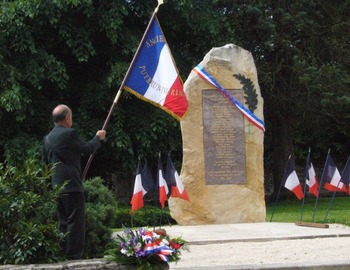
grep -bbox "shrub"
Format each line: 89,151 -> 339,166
114,204 -> 176,228
0,161 -> 124,263
0,159 -> 64,264
83,177 -> 119,259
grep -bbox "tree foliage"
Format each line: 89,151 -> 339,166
0,0 -> 181,183
0,0 -> 349,199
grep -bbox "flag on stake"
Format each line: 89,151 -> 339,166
305,150 -> 319,197
158,156 -> 169,208
322,154 -> 347,192
130,160 -> 146,212
165,153 -> 190,201
283,158 -> 304,200
341,156 -> 350,195
123,16 -> 188,120
142,160 -> 156,193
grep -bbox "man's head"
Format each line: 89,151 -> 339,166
52,104 -> 72,128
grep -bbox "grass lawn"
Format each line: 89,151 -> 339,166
266,196 -> 350,226
113,195 -> 350,230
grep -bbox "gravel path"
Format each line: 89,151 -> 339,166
170,236 -> 350,269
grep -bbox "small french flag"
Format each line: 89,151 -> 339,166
283,158 -> 304,200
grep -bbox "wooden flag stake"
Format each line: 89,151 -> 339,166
295,221 -> 329,229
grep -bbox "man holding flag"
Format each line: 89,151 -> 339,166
43,104 -> 106,260
81,0 -> 187,179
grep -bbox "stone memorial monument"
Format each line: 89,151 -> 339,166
168,44 -> 265,225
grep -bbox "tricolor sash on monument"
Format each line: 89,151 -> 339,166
192,65 -> 265,131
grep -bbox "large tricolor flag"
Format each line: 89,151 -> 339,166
322,154 -> 347,193
130,160 -> 146,213
165,153 -> 190,201
123,16 -> 188,120
158,156 -> 169,208
305,150 -> 319,197
192,65 -> 265,131
283,158 -> 304,200
340,156 -> 350,195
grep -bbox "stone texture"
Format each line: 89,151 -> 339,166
0,260 -> 169,270
0,260 -> 131,270
169,44 -> 265,225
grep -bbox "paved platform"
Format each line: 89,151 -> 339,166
164,222 -> 350,245
160,222 -> 350,269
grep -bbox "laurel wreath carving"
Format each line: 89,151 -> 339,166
233,74 -> 258,112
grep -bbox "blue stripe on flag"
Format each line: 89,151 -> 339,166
124,17 -> 165,96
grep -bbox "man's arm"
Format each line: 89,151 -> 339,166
71,129 -> 106,156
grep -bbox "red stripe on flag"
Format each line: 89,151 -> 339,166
130,191 -> 144,213
291,185 -> 304,200
308,181 -> 319,197
171,186 -> 190,201
159,186 -> 168,208
164,76 -> 188,118
324,182 -> 347,193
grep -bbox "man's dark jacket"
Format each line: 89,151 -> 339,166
43,125 -> 101,193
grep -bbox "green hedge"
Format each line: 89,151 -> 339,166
0,160 -> 121,264
0,159 -> 175,264
83,177 -> 119,259
114,204 -> 176,229
0,160 -> 64,264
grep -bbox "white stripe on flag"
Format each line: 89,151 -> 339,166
174,171 -> 185,194
306,163 -> 317,187
285,171 -> 300,191
144,45 -> 177,104
159,169 -> 169,194
133,174 -> 146,196
329,168 -> 344,188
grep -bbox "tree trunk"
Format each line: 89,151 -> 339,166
270,112 -> 294,200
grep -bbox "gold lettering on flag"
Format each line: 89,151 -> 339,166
145,35 -> 165,48
138,65 -> 169,94
169,89 -> 186,96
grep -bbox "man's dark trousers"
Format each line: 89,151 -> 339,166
57,192 -> 85,260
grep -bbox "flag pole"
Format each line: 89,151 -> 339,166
323,182 -> 340,223
300,177 -> 307,221
311,149 -> 330,222
323,155 -> 349,223
270,155 -> 291,222
81,1 -> 164,180
300,148 -> 311,221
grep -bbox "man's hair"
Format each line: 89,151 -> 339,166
52,105 -> 70,123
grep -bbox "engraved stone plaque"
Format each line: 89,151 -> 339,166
203,89 -> 246,185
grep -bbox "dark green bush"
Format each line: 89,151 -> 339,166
83,177 -> 119,259
0,159 -> 172,263
114,204 -> 176,228
0,159 -> 64,265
